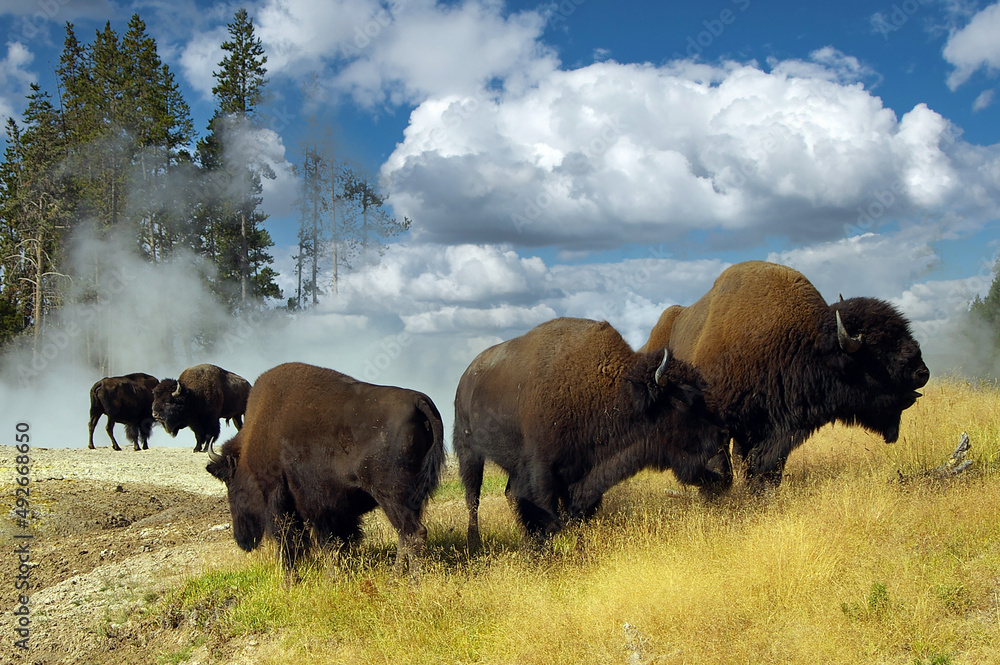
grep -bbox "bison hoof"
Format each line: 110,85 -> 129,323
467,530 -> 483,555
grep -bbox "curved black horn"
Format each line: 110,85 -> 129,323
207,439 -> 223,464
654,348 -> 671,386
836,311 -> 863,353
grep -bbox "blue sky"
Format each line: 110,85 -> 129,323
2,0 -> 1000,447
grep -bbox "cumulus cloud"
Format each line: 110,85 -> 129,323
177,0 -> 554,108
382,54 -> 998,251
0,41 -> 35,126
766,232 -> 938,302
943,1 -> 1000,89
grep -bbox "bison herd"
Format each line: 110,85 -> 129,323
85,261 -> 931,575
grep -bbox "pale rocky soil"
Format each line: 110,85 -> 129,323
0,445 -> 258,664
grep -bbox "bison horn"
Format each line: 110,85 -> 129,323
207,439 -> 223,464
654,348 -> 670,386
171,382 -> 182,398
836,310 -> 863,353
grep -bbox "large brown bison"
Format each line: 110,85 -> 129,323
642,260 -> 930,493
152,363 -> 250,452
454,317 -> 729,552
88,373 -> 159,451
206,362 -> 445,575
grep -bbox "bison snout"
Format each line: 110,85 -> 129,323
913,365 -> 930,389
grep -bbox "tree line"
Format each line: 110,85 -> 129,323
0,8 -> 408,360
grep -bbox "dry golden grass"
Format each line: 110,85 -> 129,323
160,378 -> 1000,665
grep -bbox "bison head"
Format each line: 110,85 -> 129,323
151,379 -> 192,436
624,348 -> 732,495
206,435 -> 266,552
830,297 -> 930,442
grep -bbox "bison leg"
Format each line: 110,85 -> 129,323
379,501 -> 429,578
105,419 -> 122,451
266,482 -> 309,576
508,473 -> 561,547
457,447 -> 486,554
233,414 -> 244,430
138,418 -> 153,450
88,413 -> 101,450
742,433 -> 798,494
125,423 -> 141,451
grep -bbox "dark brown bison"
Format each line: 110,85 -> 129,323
88,373 -> 159,451
642,260 -> 930,493
454,317 -> 729,552
206,362 -> 445,575
152,363 -> 250,452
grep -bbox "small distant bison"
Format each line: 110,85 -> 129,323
206,362 -> 445,575
152,363 -> 250,453
88,373 -> 159,451
454,317 -> 729,551
642,260 -> 930,493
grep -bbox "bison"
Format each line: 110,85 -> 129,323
454,317 -> 729,552
88,373 -> 159,451
152,363 -> 250,452
641,260 -> 930,494
206,362 -> 445,575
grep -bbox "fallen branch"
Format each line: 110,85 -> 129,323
897,431 -> 974,484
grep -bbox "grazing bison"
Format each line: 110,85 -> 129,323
88,373 -> 159,451
152,363 -> 250,452
206,362 -> 445,575
454,317 -> 729,552
642,260 -> 930,493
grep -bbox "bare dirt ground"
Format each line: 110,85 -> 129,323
1,445 -> 247,664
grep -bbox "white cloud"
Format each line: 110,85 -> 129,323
382,55 -> 998,250
765,232 -> 938,303
331,0 -> 555,107
944,1 -> 1000,89
973,89 -> 995,111
0,41 -> 35,126
178,27 -> 227,100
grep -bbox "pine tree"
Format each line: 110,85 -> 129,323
341,168 -> 411,276
291,145 -> 329,308
970,260 -> 1000,350
120,13 -> 194,261
0,87 -> 73,352
200,7 -> 280,308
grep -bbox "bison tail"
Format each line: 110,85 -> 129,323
408,395 -> 446,513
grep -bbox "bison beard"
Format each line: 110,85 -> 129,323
642,260 -> 930,494
87,373 -> 159,451
453,317 -> 729,552
206,362 -> 445,577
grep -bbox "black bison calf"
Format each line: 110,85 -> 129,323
454,317 -> 729,552
206,362 -> 445,575
152,363 -> 250,452
88,372 -> 159,451
642,260 -> 930,494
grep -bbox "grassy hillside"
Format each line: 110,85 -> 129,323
153,378 -> 1000,664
